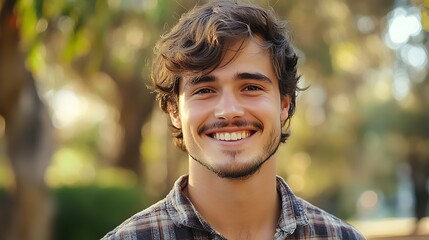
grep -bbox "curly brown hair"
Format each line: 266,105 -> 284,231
151,0 -> 302,151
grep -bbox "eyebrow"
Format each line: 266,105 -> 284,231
184,72 -> 272,89
235,72 -> 272,83
189,75 -> 216,86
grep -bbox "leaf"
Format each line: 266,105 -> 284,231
34,0 -> 43,19
422,0 -> 429,31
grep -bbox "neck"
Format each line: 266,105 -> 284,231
186,158 -> 280,240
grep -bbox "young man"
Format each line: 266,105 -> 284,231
103,1 -> 365,239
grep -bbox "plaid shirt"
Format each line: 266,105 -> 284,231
102,175 -> 365,240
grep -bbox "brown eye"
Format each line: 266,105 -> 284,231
194,88 -> 214,95
244,85 -> 262,91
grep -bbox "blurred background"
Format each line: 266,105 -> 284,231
1,0 -> 429,239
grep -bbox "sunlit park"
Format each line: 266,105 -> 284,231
1,0 -> 429,239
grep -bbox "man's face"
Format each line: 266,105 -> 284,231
170,37 -> 290,179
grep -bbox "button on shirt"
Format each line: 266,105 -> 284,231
102,175 -> 365,240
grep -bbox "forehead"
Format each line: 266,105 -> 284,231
180,37 -> 273,85
221,36 -> 270,66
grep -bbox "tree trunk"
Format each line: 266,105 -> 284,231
115,78 -> 155,183
0,1 -> 55,239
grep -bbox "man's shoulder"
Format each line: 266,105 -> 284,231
295,197 -> 366,239
101,198 -> 173,239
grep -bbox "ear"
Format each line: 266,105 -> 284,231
169,108 -> 182,129
280,95 -> 291,122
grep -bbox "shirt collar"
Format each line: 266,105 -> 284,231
166,175 -> 309,235
276,176 -> 309,234
166,175 -> 214,232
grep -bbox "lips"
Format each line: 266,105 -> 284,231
201,121 -> 262,142
212,131 -> 251,141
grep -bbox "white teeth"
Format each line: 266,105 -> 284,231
213,131 -> 250,141
225,133 -> 231,140
231,132 -> 237,140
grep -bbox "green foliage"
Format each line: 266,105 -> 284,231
0,187 -> 4,201
34,0 -> 43,19
364,101 -> 429,137
53,186 -> 149,240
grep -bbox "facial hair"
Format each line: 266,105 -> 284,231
189,121 -> 282,180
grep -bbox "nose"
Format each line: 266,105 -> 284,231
214,90 -> 244,120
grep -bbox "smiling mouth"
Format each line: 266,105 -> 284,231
210,131 -> 254,141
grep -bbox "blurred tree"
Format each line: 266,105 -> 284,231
0,0 -> 54,239
0,0 -> 179,239
62,0 -> 160,180
258,0 -> 395,217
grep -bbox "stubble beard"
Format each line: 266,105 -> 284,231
189,127 -> 282,180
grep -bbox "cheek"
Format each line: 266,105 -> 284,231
180,102 -> 211,132
246,97 -> 282,117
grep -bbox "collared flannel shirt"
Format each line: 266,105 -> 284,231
102,175 -> 365,240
